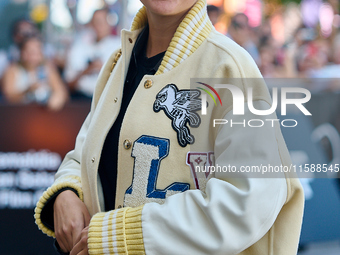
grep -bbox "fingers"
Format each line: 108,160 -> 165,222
55,230 -> 71,252
53,191 -> 91,252
72,249 -> 89,255
55,222 -> 75,252
72,220 -> 85,248
83,209 -> 91,227
56,238 -> 68,254
54,207 -> 72,252
70,227 -> 89,255
71,203 -> 91,246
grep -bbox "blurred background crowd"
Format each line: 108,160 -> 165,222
211,0 -> 340,81
0,0 -> 339,111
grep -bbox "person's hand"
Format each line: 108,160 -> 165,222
54,190 -> 91,253
47,92 -> 67,111
83,60 -> 103,75
26,82 -> 41,93
90,59 -> 103,72
70,226 -> 89,255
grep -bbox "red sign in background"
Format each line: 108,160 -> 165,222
0,101 -> 90,255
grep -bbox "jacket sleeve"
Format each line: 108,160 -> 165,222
34,49 -> 121,238
87,100 -> 288,255
34,111 -> 91,237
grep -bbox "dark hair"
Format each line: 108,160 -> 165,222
231,13 -> 249,29
231,13 -> 249,23
11,18 -> 38,39
207,5 -> 220,13
18,34 -> 42,51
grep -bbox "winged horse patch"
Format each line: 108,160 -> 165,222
153,84 -> 202,147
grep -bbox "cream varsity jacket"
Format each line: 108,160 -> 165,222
35,1 -> 304,254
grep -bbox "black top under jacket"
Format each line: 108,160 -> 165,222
98,25 -> 166,211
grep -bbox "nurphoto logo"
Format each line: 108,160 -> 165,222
196,82 -> 312,128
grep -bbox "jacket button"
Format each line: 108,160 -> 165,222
114,97 -> 118,103
144,79 -> 153,89
123,139 -> 132,149
91,157 -> 95,163
128,38 -> 133,43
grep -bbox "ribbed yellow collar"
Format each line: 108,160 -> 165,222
130,0 -> 213,75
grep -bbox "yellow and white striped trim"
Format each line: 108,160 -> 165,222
36,0 -> 212,248
131,0 -> 213,75
88,206 -> 145,255
86,2 -> 213,253
34,175 -> 83,237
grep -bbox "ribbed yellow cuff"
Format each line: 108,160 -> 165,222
34,175 -> 83,237
88,205 -> 145,255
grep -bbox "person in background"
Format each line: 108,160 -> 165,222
2,35 -> 68,111
258,42 -> 279,78
257,25 -> 287,78
331,33 -> 340,66
8,18 -> 55,63
64,8 -> 120,99
8,19 -> 39,62
295,41 -> 329,79
228,13 -> 260,64
207,4 -> 220,26
307,35 -> 340,81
